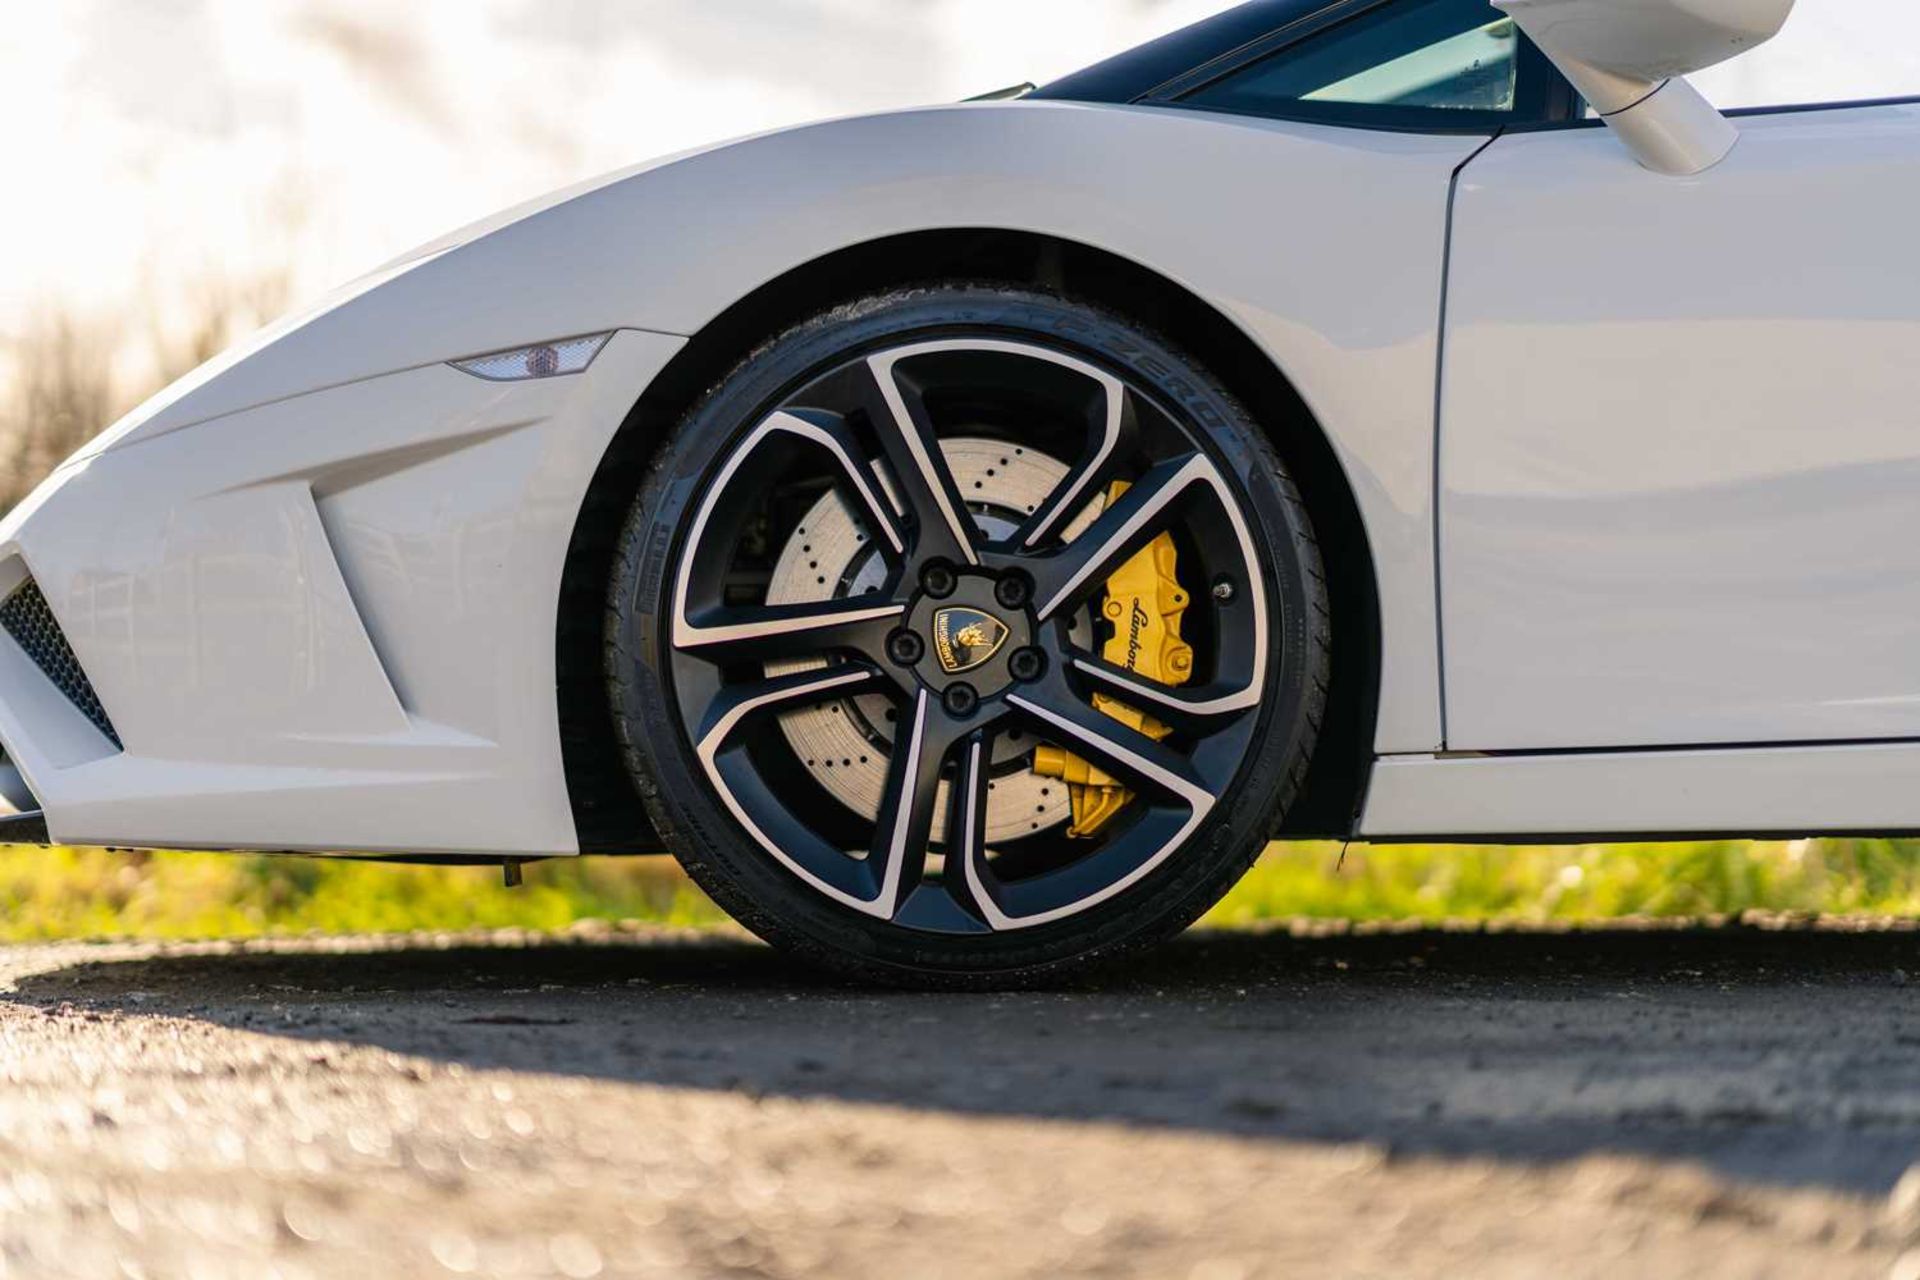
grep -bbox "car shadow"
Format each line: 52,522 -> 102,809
8,922 -> 1920,1195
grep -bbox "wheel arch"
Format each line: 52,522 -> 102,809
558,228 -> 1380,852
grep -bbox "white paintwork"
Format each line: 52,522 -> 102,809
68,102 -> 1466,695
1362,741 -> 1920,841
1592,76 -> 1739,175
6,60 -> 1920,858
0,99 -> 1470,864
1441,102 -> 1920,753
1,331 -> 681,854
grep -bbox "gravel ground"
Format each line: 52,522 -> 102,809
4,919 -> 1920,1279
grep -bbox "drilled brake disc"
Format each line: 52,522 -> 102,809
765,438 -> 1101,843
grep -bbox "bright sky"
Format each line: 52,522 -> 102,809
0,0 -> 1223,335
2,0 -> 1916,342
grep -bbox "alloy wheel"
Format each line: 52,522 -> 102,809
663,335 -> 1274,935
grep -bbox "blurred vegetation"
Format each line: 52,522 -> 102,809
0,316 -> 119,512
1204,838 -> 1920,925
0,846 -> 727,943
3,839 -> 1919,943
1,273 -> 289,514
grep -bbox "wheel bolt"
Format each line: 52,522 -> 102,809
994,572 -> 1033,610
943,683 -> 980,717
1008,647 -> 1045,682
920,562 -> 958,598
887,630 -> 925,666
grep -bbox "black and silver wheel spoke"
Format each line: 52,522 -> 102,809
947,732 -> 1000,925
695,665 -> 904,916
1017,452 -> 1219,622
675,598 -> 905,668
1012,360 -> 1133,550
865,690 -> 975,919
1066,654 -> 1261,737
762,409 -> 908,557
694,665 -> 887,761
968,684 -> 1224,931
862,350 -> 982,567
1007,683 -> 1214,815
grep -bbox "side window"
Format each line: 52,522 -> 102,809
1179,0 -> 1557,132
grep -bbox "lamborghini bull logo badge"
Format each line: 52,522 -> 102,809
932,607 -> 1009,675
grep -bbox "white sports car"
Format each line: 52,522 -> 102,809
0,0 -> 1899,981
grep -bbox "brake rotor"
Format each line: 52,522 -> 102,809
765,438 -> 1101,843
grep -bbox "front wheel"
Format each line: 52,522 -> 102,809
605,285 -> 1329,985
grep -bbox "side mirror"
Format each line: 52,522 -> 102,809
1493,0 -> 1796,175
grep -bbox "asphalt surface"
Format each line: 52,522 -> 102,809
5,919 -> 1920,1278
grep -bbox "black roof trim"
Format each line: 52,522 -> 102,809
1033,0 -> 1582,136
1030,0 -> 1336,105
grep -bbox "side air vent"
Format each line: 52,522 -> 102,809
0,743 -> 38,813
0,581 -> 122,749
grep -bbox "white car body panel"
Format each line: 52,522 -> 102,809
1441,103 -> 1920,751
3,331 -> 681,853
5,69 -> 1920,856
433,103 -> 1462,759
1362,740 -> 1920,841
3,100 -> 1485,857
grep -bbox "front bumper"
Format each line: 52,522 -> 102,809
0,328 -> 683,856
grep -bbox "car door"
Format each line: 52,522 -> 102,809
1439,100 -> 1920,751
1140,0 -> 1579,756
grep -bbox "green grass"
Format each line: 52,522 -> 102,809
0,846 -> 728,943
1203,839 -> 1920,926
5,838 -> 1920,943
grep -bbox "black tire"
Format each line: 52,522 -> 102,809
605,285 -> 1329,986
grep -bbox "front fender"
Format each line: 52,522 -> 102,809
116,98 -> 1471,757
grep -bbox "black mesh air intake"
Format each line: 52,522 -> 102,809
0,581 -> 121,748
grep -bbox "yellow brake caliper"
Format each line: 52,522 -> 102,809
1031,480 -> 1192,837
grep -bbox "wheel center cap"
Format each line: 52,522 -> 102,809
931,607 -> 1010,675
905,577 -> 1032,696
